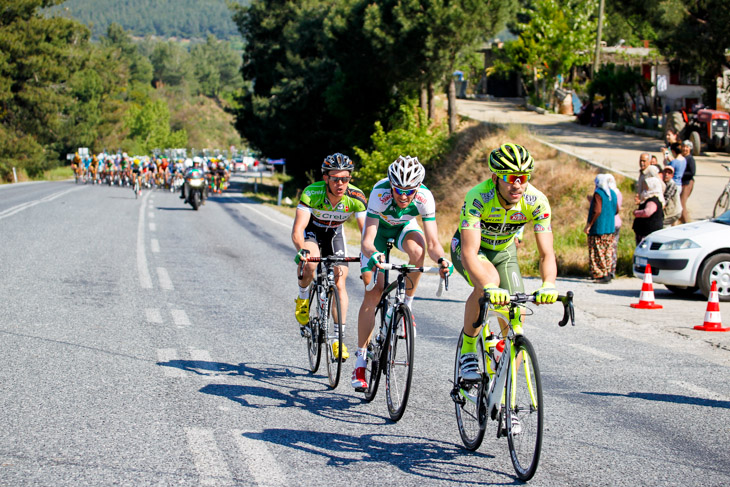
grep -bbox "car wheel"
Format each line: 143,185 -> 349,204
665,285 -> 699,297
698,253 -> 730,302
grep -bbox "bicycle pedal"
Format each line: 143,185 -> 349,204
354,386 -> 367,393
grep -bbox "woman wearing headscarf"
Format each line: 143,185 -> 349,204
632,176 -> 665,245
585,174 -> 618,283
605,174 -> 622,278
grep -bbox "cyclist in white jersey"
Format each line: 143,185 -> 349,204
352,155 -> 452,389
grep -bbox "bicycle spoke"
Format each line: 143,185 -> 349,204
324,286 -> 342,389
305,286 -> 321,373
453,333 -> 486,450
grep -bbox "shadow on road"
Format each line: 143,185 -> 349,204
236,428 -> 508,484
582,391 -> 730,409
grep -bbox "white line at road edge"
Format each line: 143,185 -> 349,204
233,430 -> 286,486
224,195 -> 289,228
137,191 -> 153,289
0,187 -> 84,220
186,428 -> 234,487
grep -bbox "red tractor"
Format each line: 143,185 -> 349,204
667,107 -> 730,155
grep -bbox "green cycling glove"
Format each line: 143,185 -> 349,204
483,283 -> 510,305
438,257 -> 454,276
535,281 -> 558,304
294,249 -> 308,265
366,252 -> 384,271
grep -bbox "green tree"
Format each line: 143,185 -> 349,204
190,35 -> 243,99
498,0 -> 597,106
126,98 -> 188,153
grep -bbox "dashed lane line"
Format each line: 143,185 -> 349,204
156,349 -> 186,377
233,429 -> 286,486
567,343 -> 623,361
157,267 -> 173,290
171,309 -> 190,327
185,428 -> 234,487
145,308 -> 163,324
149,222 -> 156,231
150,238 -> 160,253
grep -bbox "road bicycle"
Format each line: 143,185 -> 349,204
298,252 -> 360,389
451,289 -> 574,481
361,239 -> 447,421
133,176 -> 141,199
712,163 -> 730,217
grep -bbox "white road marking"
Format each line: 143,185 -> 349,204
0,187 -> 84,221
233,429 -> 286,486
157,267 -> 173,290
149,222 -> 156,231
150,238 -> 160,253
148,212 -> 155,219
137,191 -> 153,289
224,195 -> 289,228
145,308 -> 163,323
185,428 -> 234,486
567,343 -> 622,361
671,380 -> 730,402
156,349 -> 186,377
190,349 -> 213,369
171,309 -> 190,326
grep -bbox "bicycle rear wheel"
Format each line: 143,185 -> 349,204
305,286 -> 322,373
324,286 -> 342,389
713,189 -> 729,218
385,304 -> 415,422
363,304 -> 385,402
453,333 -> 487,450
506,335 -> 543,481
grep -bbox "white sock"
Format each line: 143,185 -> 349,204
404,295 -> 414,310
298,285 -> 309,300
356,348 -> 367,368
334,323 -> 345,336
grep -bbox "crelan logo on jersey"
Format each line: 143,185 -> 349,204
315,211 -> 350,221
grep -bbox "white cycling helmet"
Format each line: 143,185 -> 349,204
388,155 -> 425,188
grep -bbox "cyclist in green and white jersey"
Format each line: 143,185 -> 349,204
352,155 -> 452,389
452,143 -> 558,383
292,153 -> 367,361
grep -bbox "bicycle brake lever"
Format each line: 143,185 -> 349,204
558,291 -> 575,327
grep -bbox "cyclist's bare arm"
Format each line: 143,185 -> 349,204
291,208 -> 312,251
360,216 -> 380,261
355,214 -> 366,235
460,227 -> 500,288
535,231 -> 558,286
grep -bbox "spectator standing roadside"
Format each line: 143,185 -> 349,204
606,174 -> 622,277
585,174 -> 617,283
663,142 -> 686,189
661,165 -> 682,227
633,177 -> 665,245
637,153 -> 665,197
679,140 -> 695,223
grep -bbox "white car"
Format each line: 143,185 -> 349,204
633,210 -> 730,301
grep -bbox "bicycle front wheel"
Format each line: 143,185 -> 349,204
385,304 -> 415,422
453,333 -> 487,450
506,335 -> 543,481
305,286 -> 322,373
713,189 -> 729,218
324,285 -> 342,389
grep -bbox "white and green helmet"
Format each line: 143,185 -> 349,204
488,143 -> 535,175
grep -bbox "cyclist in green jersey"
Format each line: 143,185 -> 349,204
452,143 -> 559,383
293,153 -> 367,360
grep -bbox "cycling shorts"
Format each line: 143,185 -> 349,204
450,228 -> 524,293
302,222 -> 349,266
359,219 -> 423,271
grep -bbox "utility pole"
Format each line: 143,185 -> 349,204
592,0 -> 605,77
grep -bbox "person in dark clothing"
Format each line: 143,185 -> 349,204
679,139 -> 695,223
633,177 -> 665,245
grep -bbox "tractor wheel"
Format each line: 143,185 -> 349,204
666,111 -> 685,137
690,131 -> 701,155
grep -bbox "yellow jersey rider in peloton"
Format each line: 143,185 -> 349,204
452,143 -> 559,384
292,153 -> 367,361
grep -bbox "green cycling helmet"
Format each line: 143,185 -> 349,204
488,143 -> 534,174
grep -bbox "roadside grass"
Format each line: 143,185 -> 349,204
1,165 -> 73,184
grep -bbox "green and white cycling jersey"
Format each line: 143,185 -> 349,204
297,180 -> 367,228
366,178 -> 436,228
458,179 -> 552,251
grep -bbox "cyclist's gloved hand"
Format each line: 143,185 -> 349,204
483,283 -> 510,305
534,281 -> 558,304
294,249 -> 308,265
438,257 -> 454,277
366,252 -> 384,271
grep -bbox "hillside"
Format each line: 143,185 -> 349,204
55,0 -> 250,39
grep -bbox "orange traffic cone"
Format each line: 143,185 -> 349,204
630,264 -> 663,309
694,281 -> 729,332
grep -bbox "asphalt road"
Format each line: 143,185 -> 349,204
1,178 -> 728,486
